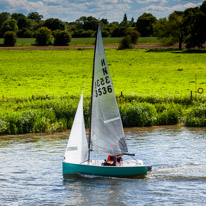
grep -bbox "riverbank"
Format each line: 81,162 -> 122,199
1,124 -> 206,138
0,48 -> 206,135
0,95 -> 206,135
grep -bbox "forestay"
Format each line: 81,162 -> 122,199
90,25 -> 128,156
64,93 -> 88,163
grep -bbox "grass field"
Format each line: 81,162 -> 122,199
0,48 -> 206,134
0,37 -> 160,47
0,49 -> 206,100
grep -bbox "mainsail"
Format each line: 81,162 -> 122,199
90,24 -> 128,156
64,93 -> 88,163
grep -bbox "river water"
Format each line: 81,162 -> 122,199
0,126 -> 206,206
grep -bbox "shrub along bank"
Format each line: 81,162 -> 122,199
0,95 -> 205,135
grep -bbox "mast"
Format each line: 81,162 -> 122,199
88,24 -> 99,162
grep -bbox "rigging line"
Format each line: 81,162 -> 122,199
131,155 -> 138,163
88,23 -> 99,162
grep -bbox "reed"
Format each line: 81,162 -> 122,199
120,103 -> 157,127
1,95 -> 204,135
185,104 -> 206,127
155,103 -> 183,125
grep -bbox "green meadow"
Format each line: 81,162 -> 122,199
0,48 -> 206,134
0,49 -> 206,99
0,37 -> 160,46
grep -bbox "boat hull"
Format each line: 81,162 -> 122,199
62,161 -> 151,177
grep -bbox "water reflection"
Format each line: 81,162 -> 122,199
63,174 -> 150,205
1,126 -> 206,205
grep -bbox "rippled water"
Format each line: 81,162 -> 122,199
0,126 -> 206,205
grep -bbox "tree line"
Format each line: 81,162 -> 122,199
0,0 -> 206,48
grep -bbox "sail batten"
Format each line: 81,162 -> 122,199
104,117 -> 120,124
96,83 -> 112,89
90,24 -> 128,156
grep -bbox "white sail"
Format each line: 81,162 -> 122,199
64,93 -> 88,163
90,24 -> 128,156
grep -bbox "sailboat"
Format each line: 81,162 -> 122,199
62,24 -> 152,177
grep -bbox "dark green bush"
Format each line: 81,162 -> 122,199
54,30 -> 71,46
35,27 -> 53,46
0,119 -> 9,134
118,35 -> 134,50
160,37 -> 177,46
126,30 -> 140,44
3,31 -> 17,46
185,104 -> 206,127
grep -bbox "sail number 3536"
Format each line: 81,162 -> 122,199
95,84 -> 112,97
94,58 -> 113,97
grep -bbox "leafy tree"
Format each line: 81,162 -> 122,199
74,16 -> 98,31
153,17 -> 168,37
136,13 -> 157,37
200,0 -> 206,13
35,27 -> 53,46
123,13 -> 127,22
168,11 -> 184,50
0,12 -> 10,27
54,30 -> 71,45
183,7 -> 205,48
153,12 -> 184,50
11,13 -> 29,30
0,19 -> 18,35
100,18 -> 109,25
27,18 -> 43,32
0,12 -> 10,37
111,26 -> 127,37
72,29 -> 95,37
120,13 -> 128,26
101,30 -> 110,37
27,12 -> 43,23
200,0 -> 206,44
17,28 -> 34,38
3,31 -> 17,46
83,16 -> 99,31
44,18 -> 65,31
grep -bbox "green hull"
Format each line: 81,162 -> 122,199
62,162 -> 152,177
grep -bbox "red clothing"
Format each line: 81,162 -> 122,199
107,155 -> 117,163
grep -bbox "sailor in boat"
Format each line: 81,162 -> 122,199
102,155 -> 123,166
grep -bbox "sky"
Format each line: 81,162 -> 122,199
0,0 -> 204,22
